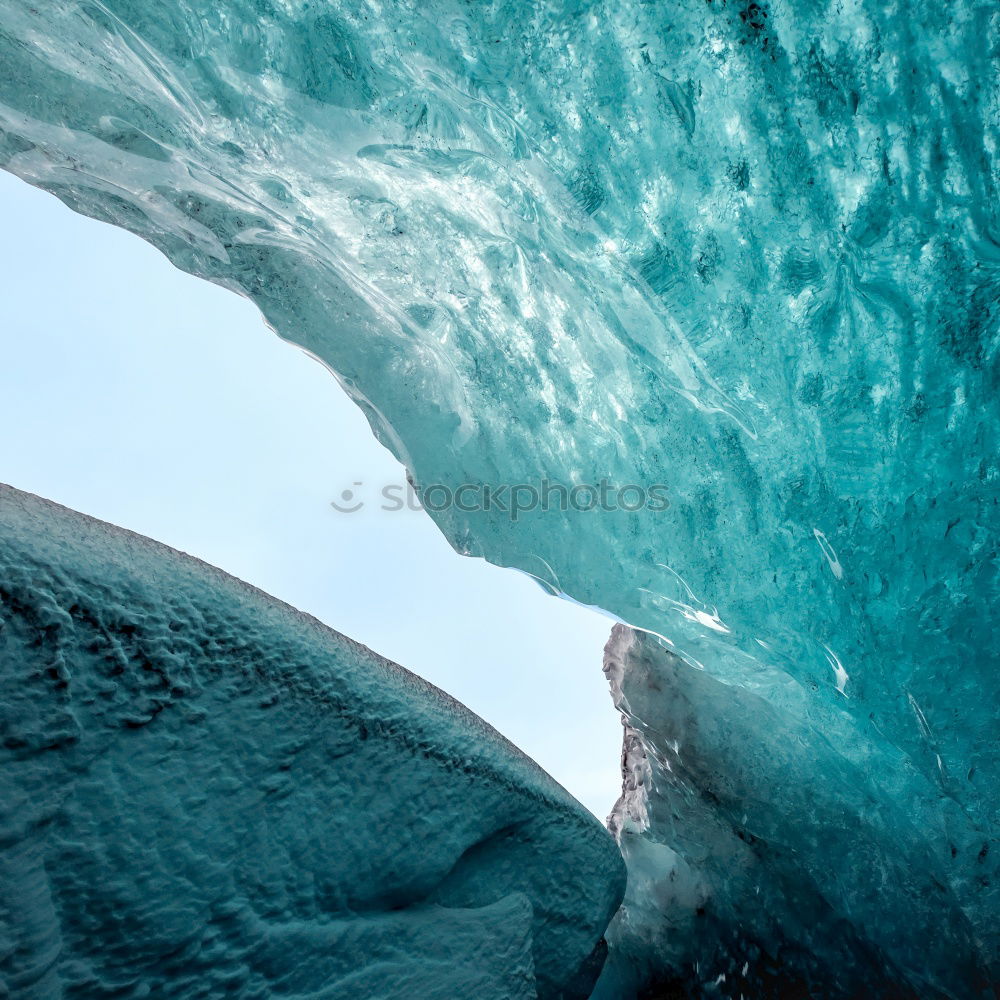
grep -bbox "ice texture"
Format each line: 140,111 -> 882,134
595,625 -> 997,998
0,484 -> 624,999
1,0 -> 999,995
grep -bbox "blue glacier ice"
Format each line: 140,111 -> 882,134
596,625 -> 997,998
1,0 -> 998,995
0,484 -> 624,998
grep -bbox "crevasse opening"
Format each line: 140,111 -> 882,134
0,168 -> 623,821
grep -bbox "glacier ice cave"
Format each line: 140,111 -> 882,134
1,0 -> 999,997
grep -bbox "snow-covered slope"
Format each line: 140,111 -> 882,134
0,484 -> 624,999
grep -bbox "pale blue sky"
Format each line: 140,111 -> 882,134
0,169 -> 621,818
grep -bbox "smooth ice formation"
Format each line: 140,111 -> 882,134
1,0 -> 998,995
0,484 -> 624,998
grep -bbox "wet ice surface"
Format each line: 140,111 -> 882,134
0,484 -> 624,999
1,0 -> 998,995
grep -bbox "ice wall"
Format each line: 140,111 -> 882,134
0,484 -> 624,998
595,625 -> 995,998
0,0 -> 998,994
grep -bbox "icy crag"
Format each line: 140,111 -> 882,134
0,484 -> 624,999
1,0 -> 999,996
595,626 -> 996,999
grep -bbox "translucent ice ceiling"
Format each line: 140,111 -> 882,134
1,0 -> 998,996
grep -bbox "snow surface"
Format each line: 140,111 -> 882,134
0,484 -> 624,998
